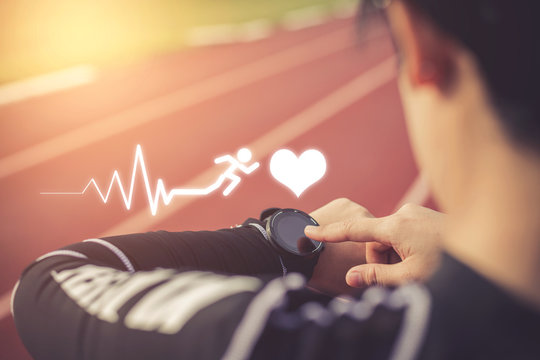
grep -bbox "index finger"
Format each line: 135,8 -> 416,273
305,217 -> 389,244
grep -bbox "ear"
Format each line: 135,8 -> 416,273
387,1 -> 455,89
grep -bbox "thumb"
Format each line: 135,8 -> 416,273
345,262 -> 409,288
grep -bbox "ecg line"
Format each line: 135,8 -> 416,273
40,144 -> 259,216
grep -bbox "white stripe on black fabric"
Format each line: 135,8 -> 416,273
124,272 -> 262,334
84,238 -> 135,273
51,264 -> 263,334
231,279 -> 430,360
221,273 -> 305,360
51,265 -> 174,323
247,223 -> 271,242
36,250 -> 88,262
388,284 -> 432,360
247,223 -> 287,276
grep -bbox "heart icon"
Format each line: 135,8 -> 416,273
270,149 -> 327,197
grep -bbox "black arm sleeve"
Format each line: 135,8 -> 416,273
12,218 -> 421,360
82,226 -> 285,276
70,215 -> 319,278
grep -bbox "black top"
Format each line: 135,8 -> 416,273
422,254 -> 540,360
12,213 -> 540,359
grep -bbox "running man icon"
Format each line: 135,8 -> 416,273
214,148 -> 260,196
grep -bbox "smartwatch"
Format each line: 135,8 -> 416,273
264,208 -> 324,257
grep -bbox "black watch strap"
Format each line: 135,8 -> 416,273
259,207 -> 281,222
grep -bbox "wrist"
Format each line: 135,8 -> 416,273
244,210 -> 323,279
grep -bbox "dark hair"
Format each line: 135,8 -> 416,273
364,0 -> 540,151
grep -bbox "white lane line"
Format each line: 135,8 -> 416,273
0,26 -> 358,180
185,2 -> 359,47
333,0 -> 360,19
0,53 -> 396,323
395,173 -> 430,209
0,65 -> 98,107
185,19 -> 274,46
281,5 -> 331,31
237,20 -> 275,42
101,56 -> 397,237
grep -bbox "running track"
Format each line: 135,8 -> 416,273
0,17 -> 429,359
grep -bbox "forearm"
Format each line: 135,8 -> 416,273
13,252 -> 267,360
11,223 -> 279,360
12,220 -> 315,359
69,226 -> 284,276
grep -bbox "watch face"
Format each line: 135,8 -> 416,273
269,209 -> 323,256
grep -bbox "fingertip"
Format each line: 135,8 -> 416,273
304,225 -> 318,235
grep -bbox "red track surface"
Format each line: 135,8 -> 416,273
0,17 -> 424,359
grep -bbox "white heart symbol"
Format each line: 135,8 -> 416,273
270,149 -> 327,197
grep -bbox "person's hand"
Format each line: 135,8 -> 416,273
306,198 -> 373,295
306,200 -> 446,288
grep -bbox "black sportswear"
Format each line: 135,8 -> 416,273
12,213 -> 540,359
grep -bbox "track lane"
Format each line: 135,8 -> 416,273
0,24 -> 376,179
0,18 -> 360,157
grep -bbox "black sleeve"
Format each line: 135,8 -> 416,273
12,218 -> 430,360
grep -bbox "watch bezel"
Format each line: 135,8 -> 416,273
265,208 -> 324,257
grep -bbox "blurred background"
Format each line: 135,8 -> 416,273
0,0 -> 360,83
0,0 -> 429,358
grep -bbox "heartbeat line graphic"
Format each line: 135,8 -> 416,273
41,144 -> 260,216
